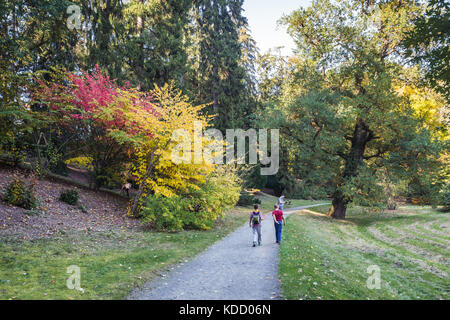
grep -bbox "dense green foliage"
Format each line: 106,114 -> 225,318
3,178 -> 38,210
141,168 -> 241,231
237,189 -> 261,206
256,0 -> 448,218
187,0 -> 257,130
0,0 -> 256,229
58,189 -> 80,206
403,0 -> 450,99
439,182 -> 450,212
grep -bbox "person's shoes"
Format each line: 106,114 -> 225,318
258,242 -> 262,246
252,242 -> 256,247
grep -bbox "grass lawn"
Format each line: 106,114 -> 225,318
0,205 -> 254,300
0,192 -> 322,300
279,204 -> 449,300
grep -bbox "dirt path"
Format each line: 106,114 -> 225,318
128,204 -> 327,300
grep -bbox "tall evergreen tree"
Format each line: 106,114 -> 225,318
188,0 -> 254,130
0,0 -> 78,155
120,0 -> 192,90
67,0 -> 191,90
74,0 -> 124,79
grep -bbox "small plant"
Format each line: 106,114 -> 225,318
24,209 -> 42,216
78,204 -> 88,213
4,178 -> 38,210
59,189 -> 79,205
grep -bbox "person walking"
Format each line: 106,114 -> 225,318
249,204 -> 263,247
272,204 -> 286,244
278,195 -> 286,211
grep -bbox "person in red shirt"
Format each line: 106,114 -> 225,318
272,204 -> 285,244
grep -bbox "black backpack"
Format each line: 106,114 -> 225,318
252,211 -> 261,225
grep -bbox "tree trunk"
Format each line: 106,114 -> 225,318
129,157 -> 154,217
329,118 -> 372,219
328,193 -> 347,219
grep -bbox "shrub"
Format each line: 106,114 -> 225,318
4,178 -> 38,210
59,189 -> 79,205
65,156 -> 94,170
141,167 -> 241,231
141,194 -> 188,231
78,204 -> 88,213
237,190 -> 261,206
439,183 -> 450,212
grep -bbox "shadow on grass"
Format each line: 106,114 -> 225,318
300,205 -> 445,228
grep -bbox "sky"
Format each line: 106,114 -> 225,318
242,0 -> 312,56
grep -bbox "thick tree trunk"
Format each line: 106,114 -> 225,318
328,194 -> 347,219
329,118 -> 372,219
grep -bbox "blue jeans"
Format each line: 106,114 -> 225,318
252,224 -> 262,244
274,221 -> 283,243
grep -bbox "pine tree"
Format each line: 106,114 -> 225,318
187,0 -> 254,131
0,0 -> 78,155
120,0 -> 193,90
76,0 -> 124,80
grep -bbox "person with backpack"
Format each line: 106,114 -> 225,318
249,204 -> 263,247
272,204 -> 286,244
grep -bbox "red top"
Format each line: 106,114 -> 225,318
272,210 -> 284,221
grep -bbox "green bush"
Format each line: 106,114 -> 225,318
141,194 -> 188,231
439,183 -> 450,212
237,190 -> 261,206
141,167 -> 241,231
4,178 -> 38,210
59,189 -> 79,205
78,204 -> 88,213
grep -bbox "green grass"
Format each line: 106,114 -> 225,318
279,204 -> 449,300
0,207 -> 252,300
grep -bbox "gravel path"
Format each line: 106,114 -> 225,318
128,204 -> 327,300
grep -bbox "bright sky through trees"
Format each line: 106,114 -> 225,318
243,0 -> 312,56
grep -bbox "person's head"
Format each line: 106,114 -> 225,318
254,204 -> 259,211
274,204 -> 279,210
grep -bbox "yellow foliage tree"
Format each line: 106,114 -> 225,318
124,84 -> 217,216
395,84 -> 449,141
